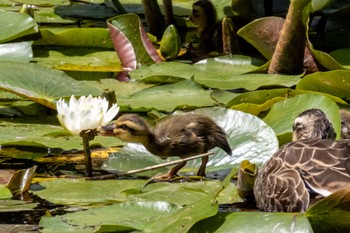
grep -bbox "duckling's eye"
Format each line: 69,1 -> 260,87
119,124 -> 128,131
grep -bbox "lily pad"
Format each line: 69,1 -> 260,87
0,62 -> 102,109
0,116 -> 124,154
296,70 -> 350,101
117,78 -> 216,112
189,212 -> 313,233
330,48 -> 350,69
306,187 -> 350,233
263,93 -> 341,145
103,107 -> 278,175
0,41 -> 33,62
34,28 -> 114,48
33,178 -> 236,207
33,48 -> 123,72
0,10 -> 38,43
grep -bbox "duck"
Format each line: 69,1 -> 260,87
254,138 -> 350,212
340,109 -> 350,139
100,113 -> 232,180
292,108 -> 336,141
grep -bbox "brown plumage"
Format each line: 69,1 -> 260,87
254,138 -> 350,212
101,113 -> 232,180
292,108 -> 336,141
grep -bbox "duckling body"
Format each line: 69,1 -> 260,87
254,138 -> 350,212
102,113 -> 232,180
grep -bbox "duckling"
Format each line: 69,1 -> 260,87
101,113 -> 232,180
292,108 -> 336,141
254,138 -> 350,212
189,0 -> 221,57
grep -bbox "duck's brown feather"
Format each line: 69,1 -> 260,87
254,139 -> 350,212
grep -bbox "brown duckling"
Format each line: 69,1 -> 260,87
101,113 -> 232,180
292,108 -> 336,141
254,138 -> 350,212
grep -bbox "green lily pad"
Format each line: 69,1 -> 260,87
0,200 -> 37,212
0,41 -> 33,62
103,107 -> 278,175
117,78 -> 216,112
296,70 -> 350,101
33,48 -> 123,72
130,61 -> 196,83
263,93 -> 341,145
33,178 -> 237,207
0,10 -> 38,43
0,116 -> 124,154
34,28 -> 114,48
306,187 -> 350,233
0,62 -> 102,109
227,88 -> 346,116
190,212 -> 313,233
196,72 -> 303,90
329,48 -> 350,69
0,185 -> 12,199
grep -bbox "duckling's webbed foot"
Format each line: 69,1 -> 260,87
153,161 -> 186,181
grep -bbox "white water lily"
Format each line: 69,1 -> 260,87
56,95 -> 119,136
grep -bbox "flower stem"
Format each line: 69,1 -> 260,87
80,129 -> 97,177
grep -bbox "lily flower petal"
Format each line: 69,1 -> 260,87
56,95 -> 119,136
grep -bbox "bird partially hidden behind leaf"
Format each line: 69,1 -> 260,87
100,113 -> 232,181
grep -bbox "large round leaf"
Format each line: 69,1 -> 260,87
117,78 -> 216,112
296,70 -> 350,101
32,178 -> 237,206
189,212 -> 313,233
103,107 -> 278,176
0,62 -> 102,109
0,42 -> 32,62
330,48 -> 350,69
263,93 -> 341,145
0,116 -> 124,153
0,10 -> 38,43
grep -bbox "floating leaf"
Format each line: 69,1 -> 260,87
190,212 -> 313,233
0,185 -> 12,200
0,41 -> 33,62
34,28 -> 113,48
296,70 -> 350,101
117,78 -> 216,112
0,10 -> 38,43
307,187 -> 350,233
0,116 -> 123,153
0,62 -> 102,109
330,48 -> 350,69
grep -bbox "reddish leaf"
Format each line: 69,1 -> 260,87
107,13 -> 162,71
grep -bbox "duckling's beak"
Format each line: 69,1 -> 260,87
98,123 -> 116,136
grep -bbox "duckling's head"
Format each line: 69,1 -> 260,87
100,114 -> 152,144
292,108 -> 336,141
